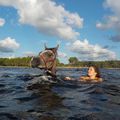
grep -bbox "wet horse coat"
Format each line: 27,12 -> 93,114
30,45 -> 59,76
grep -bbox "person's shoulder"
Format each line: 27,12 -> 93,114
95,77 -> 103,82
89,77 -> 103,83
80,76 -> 89,80
80,76 -> 103,82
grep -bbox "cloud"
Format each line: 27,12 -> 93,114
96,16 -> 120,30
23,51 -> 36,57
0,0 -> 117,61
96,0 -> 120,30
58,51 -> 67,58
0,18 -> 5,27
0,37 -> 20,52
0,53 -> 15,58
68,39 -> 116,61
104,0 -> 120,15
109,34 -> 120,42
0,0 -> 83,40
96,0 -> 120,42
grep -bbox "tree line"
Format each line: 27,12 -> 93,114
66,57 -> 120,68
0,57 -> 120,68
0,57 -> 31,67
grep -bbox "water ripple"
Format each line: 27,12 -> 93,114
0,67 -> 120,120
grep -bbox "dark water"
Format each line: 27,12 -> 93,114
0,67 -> 120,120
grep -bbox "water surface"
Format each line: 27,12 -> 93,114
0,67 -> 120,120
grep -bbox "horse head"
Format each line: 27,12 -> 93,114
30,44 -> 59,76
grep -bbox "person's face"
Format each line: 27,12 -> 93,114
88,67 -> 97,77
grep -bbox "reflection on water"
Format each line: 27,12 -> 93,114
0,67 -> 120,120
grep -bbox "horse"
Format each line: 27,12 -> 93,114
30,44 -> 59,77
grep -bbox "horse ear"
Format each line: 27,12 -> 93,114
44,43 -> 47,49
56,44 -> 59,49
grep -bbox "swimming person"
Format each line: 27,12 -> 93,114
65,66 -> 102,82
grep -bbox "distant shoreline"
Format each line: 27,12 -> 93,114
0,66 -> 120,69
0,66 -> 85,68
57,67 -> 120,69
0,66 -> 30,68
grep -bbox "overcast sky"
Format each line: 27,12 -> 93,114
0,0 -> 120,63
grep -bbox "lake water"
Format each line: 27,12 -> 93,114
0,67 -> 120,120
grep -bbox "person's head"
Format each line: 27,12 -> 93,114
87,66 -> 100,78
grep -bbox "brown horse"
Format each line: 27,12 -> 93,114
30,44 -> 59,76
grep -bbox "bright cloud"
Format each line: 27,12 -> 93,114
0,0 -> 83,40
0,37 -> 20,52
68,39 -> 116,61
0,18 -> 5,27
96,0 -> 120,42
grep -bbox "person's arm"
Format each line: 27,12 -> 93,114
80,76 -> 89,80
89,77 -> 103,82
99,78 -> 103,82
64,76 -> 74,80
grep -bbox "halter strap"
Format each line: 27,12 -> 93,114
39,50 -> 57,71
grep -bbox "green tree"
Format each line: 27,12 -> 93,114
69,57 -> 79,66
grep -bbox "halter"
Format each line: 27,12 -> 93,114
39,48 -> 58,75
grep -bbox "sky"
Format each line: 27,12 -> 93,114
0,0 -> 120,63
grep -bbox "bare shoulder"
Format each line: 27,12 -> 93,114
80,76 -> 90,80
96,77 -> 103,82
79,76 -> 103,82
